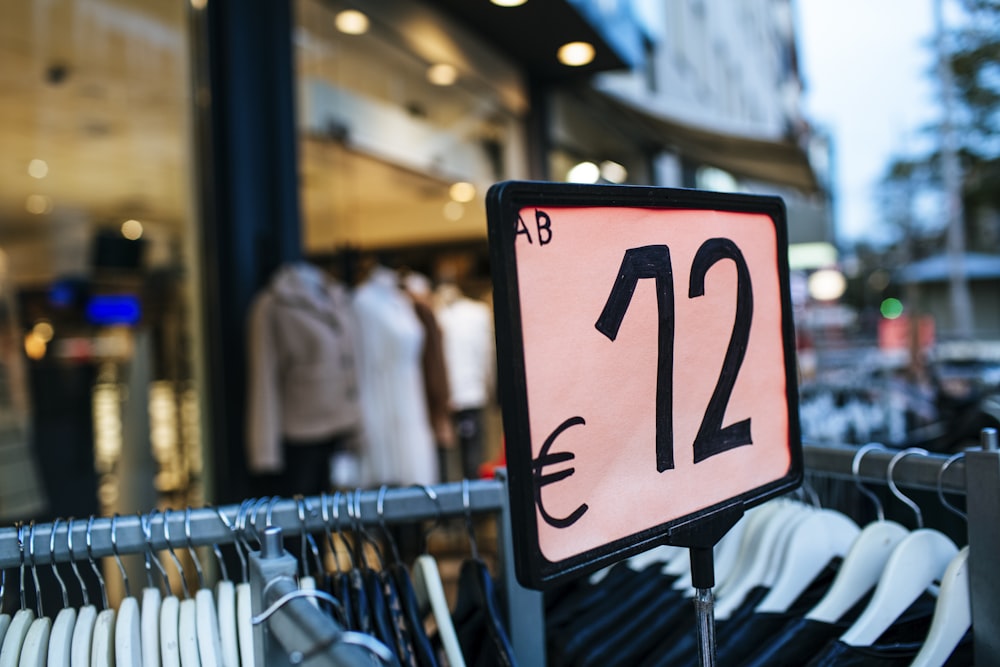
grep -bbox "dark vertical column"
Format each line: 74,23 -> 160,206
525,77 -> 552,181
189,0 -> 302,503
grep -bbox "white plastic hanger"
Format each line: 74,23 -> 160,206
19,616 -> 50,667
711,501 -> 789,598
754,508 -> 860,614
90,608 -> 116,667
910,452 -> 972,667
176,600 -> 199,667
161,509 -> 200,667
806,444 -> 909,624
909,546 -> 970,667
82,517 -> 115,667
18,522 -> 51,667
715,500 -> 813,619
211,507 -> 242,667
111,515 -> 142,667
234,499 -> 275,667
0,609 -> 34,667
182,508 -> 221,667
159,596 -> 180,667
413,555 -> 464,667
139,511 -> 167,667
840,448 -> 958,647
66,518 -> 96,667
0,524 -> 35,667
159,509 -> 194,667
45,518 -> 77,667
0,568 -> 11,651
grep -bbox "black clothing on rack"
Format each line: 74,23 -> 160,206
452,559 -> 518,667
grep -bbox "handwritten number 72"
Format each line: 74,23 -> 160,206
595,238 -> 754,470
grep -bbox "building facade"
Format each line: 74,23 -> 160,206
0,0 -> 824,514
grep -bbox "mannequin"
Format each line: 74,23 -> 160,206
435,282 -> 496,481
401,270 -> 455,460
352,263 -> 438,486
245,261 -> 363,496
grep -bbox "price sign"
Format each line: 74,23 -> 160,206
486,181 -> 802,589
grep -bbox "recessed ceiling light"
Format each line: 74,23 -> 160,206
557,41 -> 595,67
567,161 -> 600,183
335,9 -> 369,35
427,63 -> 458,86
491,0 -> 527,6
449,182 -> 476,203
28,159 -> 48,179
443,201 -> 465,221
121,219 -> 144,240
600,160 -> 628,184
25,194 -> 52,215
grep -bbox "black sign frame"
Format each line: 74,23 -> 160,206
487,180 -> 803,589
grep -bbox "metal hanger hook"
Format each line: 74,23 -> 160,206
16,522 -> 26,611
28,521 -> 43,617
215,504 -> 244,582
937,452 -> 967,523
110,514 -> 131,598
462,478 -> 480,561
183,507 -> 206,590
86,515 -> 110,610
887,447 -> 929,529
409,484 -> 444,554
376,486 -> 403,565
852,442 -> 888,521
49,518 -> 70,609
66,517 -> 90,607
142,509 -> 172,594
163,508 -> 190,599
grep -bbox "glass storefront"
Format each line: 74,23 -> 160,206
0,0 -> 204,520
291,0 -> 533,474
294,0 -> 528,262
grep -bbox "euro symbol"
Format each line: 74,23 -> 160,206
533,416 -> 589,529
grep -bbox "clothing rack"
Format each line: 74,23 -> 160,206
4,437 -> 998,665
0,476 -> 547,666
803,429 -> 1000,666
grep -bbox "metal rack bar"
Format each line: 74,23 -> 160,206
0,480 -> 506,569
803,441 -> 966,492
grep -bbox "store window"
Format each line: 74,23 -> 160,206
291,0 -> 530,484
294,0 -> 528,266
0,1 -> 204,521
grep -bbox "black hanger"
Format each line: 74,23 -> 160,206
450,479 -> 517,667
377,486 -> 439,667
348,489 -> 405,665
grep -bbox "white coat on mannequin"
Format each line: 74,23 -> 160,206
352,265 -> 438,486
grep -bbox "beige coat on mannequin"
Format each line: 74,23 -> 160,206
246,262 -> 362,473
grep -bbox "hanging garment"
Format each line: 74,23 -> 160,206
451,559 -> 516,667
402,273 -> 453,453
246,261 -> 363,476
389,562 -> 439,667
804,592 -> 955,666
436,285 -> 495,480
435,285 -> 495,414
804,633 -> 973,667
353,266 -> 437,486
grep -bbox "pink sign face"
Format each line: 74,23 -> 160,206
488,184 -> 801,586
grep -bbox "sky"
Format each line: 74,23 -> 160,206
794,0 -> 941,246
